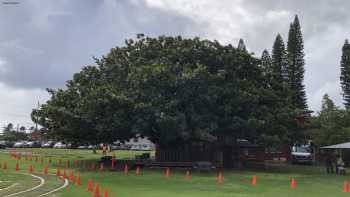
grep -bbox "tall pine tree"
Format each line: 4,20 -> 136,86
340,39 -> 350,108
287,15 -> 308,110
237,38 -> 247,52
261,49 -> 272,86
271,34 -> 289,91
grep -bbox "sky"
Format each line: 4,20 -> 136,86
0,0 -> 348,128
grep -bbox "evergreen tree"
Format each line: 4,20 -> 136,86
321,94 -> 335,112
237,38 -> 247,52
271,34 -> 288,91
340,39 -> 350,108
261,49 -> 272,71
287,15 -> 308,110
261,49 -> 272,86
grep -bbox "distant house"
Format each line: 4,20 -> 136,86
124,136 -> 155,151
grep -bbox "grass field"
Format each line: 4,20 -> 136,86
0,148 -> 349,197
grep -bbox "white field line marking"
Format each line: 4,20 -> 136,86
0,183 -> 19,191
38,176 -> 68,197
3,173 -> 44,197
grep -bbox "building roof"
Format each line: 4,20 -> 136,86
321,142 -> 350,149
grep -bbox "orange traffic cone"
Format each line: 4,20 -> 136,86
291,178 -> 296,189
43,166 -> 48,174
216,172 -> 224,185
165,168 -> 171,177
56,168 -> 61,176
252,175 -> 257,186
15,163 -> 20,171
66,160 -> 70,168
87,179 -> 94,192
135,166 -> 141,176
185,170 -> 192,181
344,181 -> 349,193
76,172 -> 81,186
28,164 -> 33,173
93,182 -> 100,197
69,171 -> 75,182
124,164 -> 128,174
103,188 -> 109,197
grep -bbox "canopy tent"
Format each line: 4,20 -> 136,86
321,142 -> 350,149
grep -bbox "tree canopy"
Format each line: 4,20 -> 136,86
33,34 -> 302,148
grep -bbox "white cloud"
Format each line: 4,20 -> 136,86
0,58 -> 7,73
0,83 -> 49,128
309,80 -> 342,113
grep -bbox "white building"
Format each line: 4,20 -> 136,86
124,136 -> 155,151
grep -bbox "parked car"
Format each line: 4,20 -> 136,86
88,145 -> 97,150
42,141 -> 54,148
3,141 -> 15,148
1,141 -> 14,148
192,161 -> 216,173
25,141 -> 41,148
14,141 -> 25,148
0,141 -> 6,149
53,142 -> 67,149
77,145 -> 88,149
291,144 -> 314,164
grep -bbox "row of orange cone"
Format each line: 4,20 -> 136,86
5,161 -> 350,196
6,151 -> 350,194
56,166 -> 111,197
0,161 -> 335,192
216,173 -> 297,189
0,160 -> 111,197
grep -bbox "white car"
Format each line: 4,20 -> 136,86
14,142 -> 25,148
53,142 -> 66,149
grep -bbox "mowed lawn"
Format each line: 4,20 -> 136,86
0,149 -> 349,197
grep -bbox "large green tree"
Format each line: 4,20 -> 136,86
340,39 -> 350,108
34,35 -> 300,147
287,15 -> 308,110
